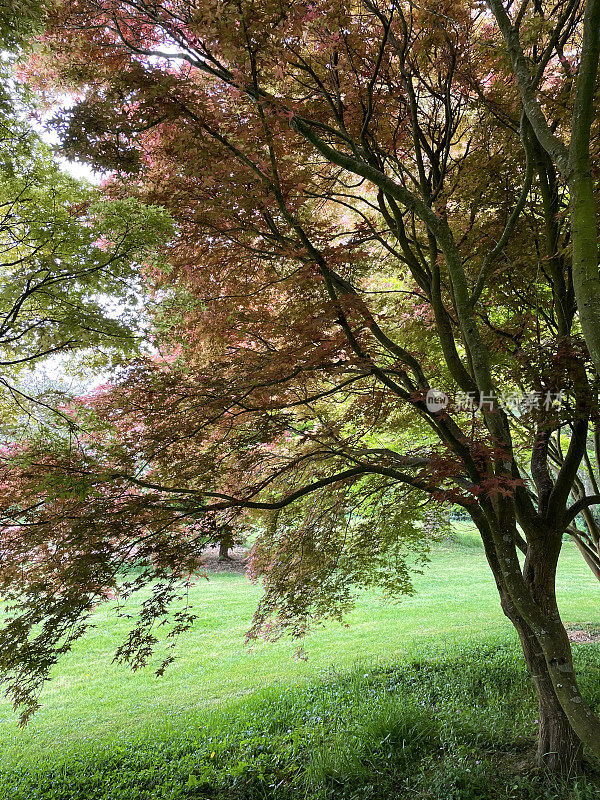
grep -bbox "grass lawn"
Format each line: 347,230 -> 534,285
0,523 -> 598,771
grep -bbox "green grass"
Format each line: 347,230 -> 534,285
2,645 -> 600,799
0,524 -> 599,798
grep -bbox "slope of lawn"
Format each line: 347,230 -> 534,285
0,523 -> 598,775
1,643 -> 599,800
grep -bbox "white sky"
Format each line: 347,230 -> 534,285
34,99 -> 104,185
29,118 -> 119,388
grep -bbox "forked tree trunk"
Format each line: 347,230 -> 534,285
479,519 -> 585,772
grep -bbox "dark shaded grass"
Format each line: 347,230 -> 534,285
1,642 -> 600,800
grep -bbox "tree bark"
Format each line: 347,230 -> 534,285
535,671 -> 583,772
476,512 -> 584,771
482,504 -> 600,763
567,0 -> 600,375
513,614 -> 582,771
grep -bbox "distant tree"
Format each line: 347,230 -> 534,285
215,524 -> 235,562
2,0 -> 600,774
0,73 -> 172,431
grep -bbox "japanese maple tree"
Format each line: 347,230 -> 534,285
2,0 -> 600,774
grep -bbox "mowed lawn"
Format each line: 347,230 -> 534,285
0,525 -> 598,767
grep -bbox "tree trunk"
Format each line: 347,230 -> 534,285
497,588 -> 583,771
535,676 -> 583,772
567,0 -> 600,377
517,623 -> 582,772
476,513 -> 584,772
218,540 -> 232,561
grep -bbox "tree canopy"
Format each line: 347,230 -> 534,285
0,63 -> 172,431
1,0 -> 600,773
